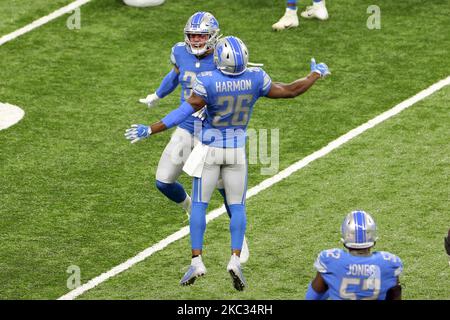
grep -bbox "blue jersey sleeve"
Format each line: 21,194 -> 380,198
245,67 -> 272,98
170,42 -> 185,67
313,249 -> 342,274
379,251 -> 403,277
258,68 -> 272,97
192,71 -> 212,105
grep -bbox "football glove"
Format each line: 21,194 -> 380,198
139,93 -> 160,108
124,124 -> 151,144
310,58 -> 330,78
192,107 -> 207,121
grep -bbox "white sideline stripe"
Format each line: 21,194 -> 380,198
0,103 -> 25,130
0,0 -> 92,47
58,76 -> 450,300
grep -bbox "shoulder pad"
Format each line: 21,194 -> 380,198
247,67 -> 261,72
170,42 -> 187,65
314,248 -> 343,273
378,251 -> 403,276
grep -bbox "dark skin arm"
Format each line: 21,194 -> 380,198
266,72 -> 321,99
385,278 -> 402,300
445,229 -> 450,255
148,71 -> 320,134
149,93 -> 206,135
311,272 -> 329,293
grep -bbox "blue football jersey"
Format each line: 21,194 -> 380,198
314,248 -> 403,300
170,42 -> 216,133
192,67 -> 272,148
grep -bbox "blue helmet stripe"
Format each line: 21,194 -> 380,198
192,12 -> 205,27
362,211 -> 367,243
353,212 -> 358,244
234,37 -> 245,73
355,211 -> 365,244
227,37 -> 243,74
226,38 -> 238,74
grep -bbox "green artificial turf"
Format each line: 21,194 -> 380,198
0,0 -> 449,299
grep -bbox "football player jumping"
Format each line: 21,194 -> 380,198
139,12 -> 250,263
272,0 -> 329,31
125,36 -> 330,290
306,211 -> 404,300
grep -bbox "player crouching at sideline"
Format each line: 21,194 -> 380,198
306,210 -> 403,300
125,36 -> 329,290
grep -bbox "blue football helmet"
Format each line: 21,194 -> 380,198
341,210 -> 378,249
214,36 -> 249,76
184,12 -> 220,56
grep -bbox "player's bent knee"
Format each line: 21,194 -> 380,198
155,180 -> 187,203
155,180 -> 170,192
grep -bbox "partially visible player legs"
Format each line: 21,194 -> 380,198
217,182 -> 250,264
155,180 -> 191,211
180,161 -> 220,286
227,204 -> 247,291
301,0 -> 329,20
272,0 -> 299,31
221,151 -> 248,291
155,127 -> 194,216
180,147 -> 248,290
179,201 -> 208,286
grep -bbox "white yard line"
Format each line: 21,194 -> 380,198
58,76 -> 450,300
0,103 -> 25,130
0,0 -> 92,47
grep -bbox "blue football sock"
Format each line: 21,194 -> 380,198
217,189 -> 232,219
155,180 -> 187,204
287,0 -> 298,10
190,202 -> 208,250
229,204 -> 247,250
313,0 -> 322,3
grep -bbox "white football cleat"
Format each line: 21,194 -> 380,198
123,0 -> 165,7
239,236 -> 249,264
227,254 -> 247,291
180,256 -> 206,286
301,1 -> 329,20
272,9 -> 299,31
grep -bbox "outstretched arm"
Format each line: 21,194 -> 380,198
125,93 -> 206,143
156,66 -> 180,98
266,58 -> 329,99
139,66 -> 180,108
267,72 -> 321,98
151,93 -> 205,134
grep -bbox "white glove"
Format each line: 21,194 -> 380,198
192,107 -> 207,121
124,124 -> 152,144
310,58 -> 331,78
139,93 -> 160,108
